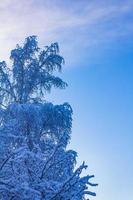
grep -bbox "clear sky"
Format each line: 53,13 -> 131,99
0,1 -> 133,200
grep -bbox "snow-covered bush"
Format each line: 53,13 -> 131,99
0,36 -> 97,200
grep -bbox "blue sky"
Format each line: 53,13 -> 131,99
0,0 -> 133,199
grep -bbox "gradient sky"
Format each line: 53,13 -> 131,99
0,1 -> 133,200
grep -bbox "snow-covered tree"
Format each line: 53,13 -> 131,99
0,36 -> 98,200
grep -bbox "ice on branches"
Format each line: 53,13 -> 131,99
0,36 -> 67,107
